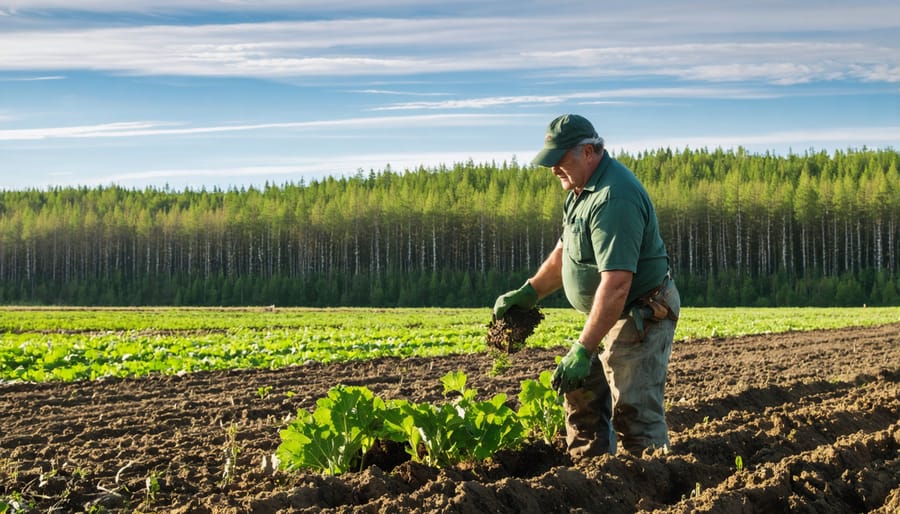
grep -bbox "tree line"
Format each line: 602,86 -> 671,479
0,147 -> 898,307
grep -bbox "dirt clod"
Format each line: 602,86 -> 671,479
486,306 -> 544,353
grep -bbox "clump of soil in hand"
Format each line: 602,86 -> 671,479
486,306 -> 544,353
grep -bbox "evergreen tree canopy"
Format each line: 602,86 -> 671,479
1,148 -> 898,307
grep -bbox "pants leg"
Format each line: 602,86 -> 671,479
563,354 -> 617,459
600,280 -> 680,454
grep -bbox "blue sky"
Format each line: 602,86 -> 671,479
1,0 -> 898,191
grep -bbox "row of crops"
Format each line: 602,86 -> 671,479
1,306 -> 899,383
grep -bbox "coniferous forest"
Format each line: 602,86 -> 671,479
1,147 -> 898,308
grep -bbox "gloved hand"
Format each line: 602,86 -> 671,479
492,281 -> 538,319
551,341 -> 592,394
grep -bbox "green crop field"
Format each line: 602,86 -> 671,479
1,306 -> 898,383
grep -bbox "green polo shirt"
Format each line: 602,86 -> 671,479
561,153 -> 669,314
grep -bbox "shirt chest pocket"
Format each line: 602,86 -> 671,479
563,218 -> 595,263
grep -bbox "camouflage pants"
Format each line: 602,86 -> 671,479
564,279 -> 681,457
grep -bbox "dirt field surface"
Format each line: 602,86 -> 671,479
2,323 -> 899,513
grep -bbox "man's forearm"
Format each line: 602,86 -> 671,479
578,270 -> 632,353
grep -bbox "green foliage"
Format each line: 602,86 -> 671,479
383,371 -> 523,467
220,422 -> 241,486
489,351 -> 511,376
383,399 -> 468,468
0,149 -> 898,308
277,371 -> 525,473
2,306 -> 900,383
517,371 -> 565,444
145,471 -> 161,504
276,386 -> 386,475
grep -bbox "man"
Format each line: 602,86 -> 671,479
493,114 -> 680,458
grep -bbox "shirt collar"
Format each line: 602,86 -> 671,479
580,152 -> 610,193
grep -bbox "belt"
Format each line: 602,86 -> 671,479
621,270 -> 672,318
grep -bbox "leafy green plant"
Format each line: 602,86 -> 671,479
517,370 -> 565,444
256,385 -> 273,399
145,471 -> 161,504
442,371 -> 523,461
380,371 -> 523,467
5,306 -> 900,383
383,398 -> 466,467
278,370 -> 525,474
276,385 -> 386,475
488,351 -> 511,376
220,422 -> 241,486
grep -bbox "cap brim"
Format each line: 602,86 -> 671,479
532,147 -> 567,167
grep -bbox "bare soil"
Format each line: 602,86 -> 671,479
2,323 -> 899,513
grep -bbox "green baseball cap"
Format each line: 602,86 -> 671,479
531,114 -> 599,167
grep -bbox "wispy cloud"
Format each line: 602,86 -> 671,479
0,10 -> 896,85
72,123 -> 900,188
87,150 -> 532,188
0,0 -> 448,12
0,113 -> 532,141
372,87 -> 776,111
352,89 -> 451,97
0,75 -> 64,81
526,42 -> 900,84
617,126 -> 900,154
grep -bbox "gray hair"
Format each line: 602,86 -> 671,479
575,136 -> 604,154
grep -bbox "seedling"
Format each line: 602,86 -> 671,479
0,458 -> 18,482
735,455 -> 744,472
220,422 -> 240,486
257,385 -> 273,399
690,482 -> 702,498
145,470 -> 161,504
489,351 -> 511,376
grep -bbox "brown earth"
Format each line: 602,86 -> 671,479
1,323 -> 899,513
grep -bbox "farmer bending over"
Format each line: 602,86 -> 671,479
493,114 -> 680,458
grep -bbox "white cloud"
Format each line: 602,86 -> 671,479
0,75 -> 64,81
373,87 -> 776,111
68,124 -> 900,189
373,95 -> 567,111
351,89 -> 451,97
0,113 -> 532,141
616,126 -> 900,154
81,150 -> 531,189
0,0 -> 442,11
0,9 -> 896,85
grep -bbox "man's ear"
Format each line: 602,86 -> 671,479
583,144 -> 595,160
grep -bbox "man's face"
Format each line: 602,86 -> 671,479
551,146 -> 590,191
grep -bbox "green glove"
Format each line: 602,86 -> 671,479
492,281 -> 538,319
551,341 -> 592,394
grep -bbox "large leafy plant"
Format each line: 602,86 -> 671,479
516,370 -> 565,444
380,371 -> 523,467
276,385 -> 385,475
276,370 -> 557,475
